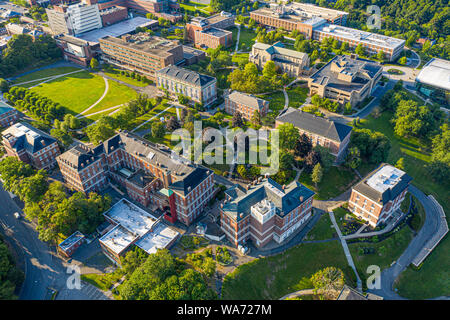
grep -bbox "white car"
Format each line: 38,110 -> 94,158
13,212 -> 20,219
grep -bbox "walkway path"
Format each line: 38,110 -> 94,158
132,105 -> 177,134
279,289 -> 315,300
81,103 -> 124,118
234,24 -> 241,54
13,69 -> 86,87
329,210 -> 362,292
77,77 -> 109,117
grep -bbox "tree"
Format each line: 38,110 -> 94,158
252,1 -> 258,10
232,111 -> 244,128
0,78 -> 9,92
151,121 -> 165,139
377,50 -> 385,61
310,267 -> 345,300
314,145 -> 334,171
251,110 -> 261,127
355,44 -> 366,56
428,124 -> 450,181
350,128 -> 391,164
166,116 -> 180,132
237,165 -> 247,179
393,100 -> 433,138
398,56 -> 407,65
304,150 -> 321,173
90,57 -> 99,70
311,163 -> 323,187
346,146 -> 361,169
395,157 -> 405,170
294,133 -> 312,158
278,123 -> 300,150
311,94 -> 322,107
262,60 -> 277,79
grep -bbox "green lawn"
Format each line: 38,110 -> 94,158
102,69 -> 149,87
256,91 -> 285,114
232,53 -> 249,66
180,2 -> 214,14
81,270 -> 124,292
287,86 -> 308,108
238,27 -> 257,52
298,166 -> 358,200
83,80 -> 138,115
31,71 -> 107,114
12,66 -> 82,85
349,226 -> 415,291
306,212 -> 336,240
221,241 -> 356,299
356,110 -> 450,299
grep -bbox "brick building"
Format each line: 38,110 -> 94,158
307,55 -> 383,107
348,164 -> 412,228
157,65 -> 217,106
2,122 -> 61,170
276,107 -> 352,162
224,91 -> 269,120
99,6 -> 128,26
99,33 -> 183,81
0,102 -> 19,128
220,178 -> 314,248
54,34 -> 98,67
250,3 -> 348,35
57,131 -> 216,226
249,41 -> 310,78
186,13 -> 234,49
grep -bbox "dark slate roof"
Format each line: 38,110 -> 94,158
352,163 -> 412,205
276,107 -> 352,142
222,178 -> 315,221
227,91 -> 269,111
57,144 -> 103,171
2,122 -> 57,154
157,65 -> 216,87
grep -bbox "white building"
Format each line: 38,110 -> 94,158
46,3 -> 102,36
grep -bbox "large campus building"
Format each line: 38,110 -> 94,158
249,42 -> 310,78
220,178 -> 315,248
307,55 -> 383,107
2,122 -> 61,170
276,107 -> 353,162
156,65 -> 217,106
99,33 -> 183,81
415,58 -> 450,107
250,3 -> 348,36
185,13 -> 234,49
54,34 -> 97,67
57,131 -> 215,226
46,2 -> 103,36
348,164 -> 412,228
224,91 -> 269,120
251,3 -> 404,61
99,198 -> 179,265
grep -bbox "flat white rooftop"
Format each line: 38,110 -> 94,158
416,58 -> 450,91
366,165 -> 405,193
100,225 -> 136,255
315,23 -> 405,50
135,223 -> 179,254
104,199 -> 157,237
77,17 -> 156,43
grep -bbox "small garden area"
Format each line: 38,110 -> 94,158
216,246 -> 233,266
333,207 -> 366,236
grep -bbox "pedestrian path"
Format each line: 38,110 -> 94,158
77,77 -> 109,117
79,281 -> 111,300
329,210 -> 362,292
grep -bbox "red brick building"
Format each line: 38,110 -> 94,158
276,107 -> 353,162
224,91 -> 270,121
2,122 -> 61,170
220,178 -> 315,248
57,131 -> 215,226
348,164 -> 412,227
54,34 -> 98,67
0,102 -> 19,128
186,13 -> 234,49
99,6 -> 128,26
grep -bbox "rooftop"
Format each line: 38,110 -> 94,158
0,100 -> 15,115
2,122 -> 57,154
227,91 -> 269,111
100,33 -> 180,57
199,27 -> 231,38
252,41 -> 309,60
309,55 -> 382,93
315,23 -> 405,50
276,107 -> 352,143
416,58 -> 450,91
135,222 -> 179,254
77,17 -> 157,43
157,65 -> 216,87
353,163 -> 412,205
58,231 -> 85,252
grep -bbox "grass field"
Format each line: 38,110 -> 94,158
180,2 -> 214,14
237,27 -> 257,52
298,166 -> 358,200
256,91 -> 285,114
349,226 -> 415,290
102,69 -> 149,87
221,241 -> 356,299
356,110 -> 450,299
306,213 -> 336,240
287,86 -> 308,108
12,66 -> 82,85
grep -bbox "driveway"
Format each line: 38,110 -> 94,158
367,185 -> 443,299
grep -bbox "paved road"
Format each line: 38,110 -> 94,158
0,182 -> 109,300
367,185 -> 443,299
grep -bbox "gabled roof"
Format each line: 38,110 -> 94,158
2,122 -> 57,154
276,107 -> 352,142
227,91 -> 269,111
157,65 -> 216,87
252,41 -> 309,60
